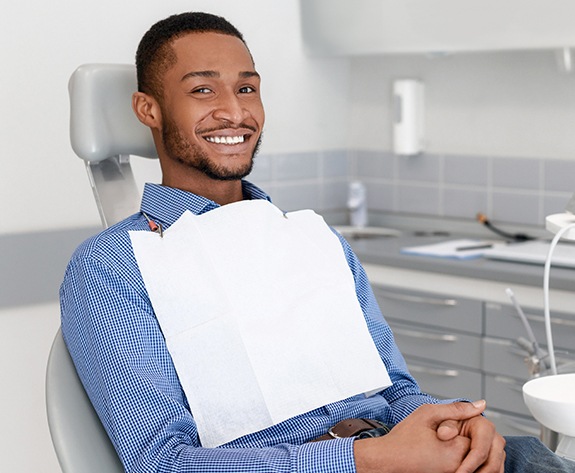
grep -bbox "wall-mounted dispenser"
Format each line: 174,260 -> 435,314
347,181 -> 368,228
392,79 -> 424,156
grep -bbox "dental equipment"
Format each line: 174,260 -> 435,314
476,212 -> 534,242
542,221 -> 575,376
505,288 -> 548,375
522,204 -> 575,460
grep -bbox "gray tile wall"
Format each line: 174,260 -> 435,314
4,151 -> 573,308
250,149 -> 351,222
356,151 -> 575,227
250,149 -> 575,228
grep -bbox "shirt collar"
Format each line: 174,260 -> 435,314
140,181 -> 271,229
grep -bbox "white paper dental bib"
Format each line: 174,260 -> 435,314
129,200 -> 391,448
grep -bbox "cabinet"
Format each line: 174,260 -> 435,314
371,285 -> 570,436
372,286 -> 482,401
483,303 -> 575,425
301,0 -> 575,55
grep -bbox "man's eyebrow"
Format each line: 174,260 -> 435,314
181,70 -> 260,81
239,71 -> 260,79
181,70 -> 219,81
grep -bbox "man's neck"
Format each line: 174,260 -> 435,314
161,176 -> 245,206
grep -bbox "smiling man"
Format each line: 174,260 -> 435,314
60,11 -> 575,473
133,24 -> 264,203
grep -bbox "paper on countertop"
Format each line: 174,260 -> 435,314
484,239 -> 575,268
401,238 -> 500,260
129,200 -> 391,448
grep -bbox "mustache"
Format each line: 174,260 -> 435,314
199,123 -> 258,134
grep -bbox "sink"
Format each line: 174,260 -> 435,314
523,373 -> 575,460
334,226 -> 401,240
523,373 -> 575,437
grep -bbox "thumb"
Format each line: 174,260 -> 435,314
432,400 -> 486,425
469,399 -> 486,412
434,400 -> 486,440
437,420 -> 460,441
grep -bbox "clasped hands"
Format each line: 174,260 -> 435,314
354,400 -> 506,473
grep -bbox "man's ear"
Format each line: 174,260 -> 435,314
132,92 -> 161,129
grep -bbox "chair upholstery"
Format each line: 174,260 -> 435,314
46,63 -> 158,472
68,63 -> 158,227
46,329 -> 124,473
69,63 -> 156,163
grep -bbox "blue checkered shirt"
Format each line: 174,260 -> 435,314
61,181 -> 443,473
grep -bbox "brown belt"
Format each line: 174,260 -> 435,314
311,418 -> 387,442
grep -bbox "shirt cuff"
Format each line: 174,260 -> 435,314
296,438 -> 356,473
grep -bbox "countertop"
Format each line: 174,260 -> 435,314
344,230 -> 575,293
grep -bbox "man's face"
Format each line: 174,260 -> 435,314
158,32 -> 264,181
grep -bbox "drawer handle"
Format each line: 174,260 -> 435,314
393,327 -> 458,342
494,376 -> 524,393
509,385 -> 524,394
508,347 -> 573,368
408,364 -> 460,377
380,291 -> 458,307
508,347 -> 530,359
513,312 -> 575,329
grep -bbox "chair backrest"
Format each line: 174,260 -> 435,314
46,63 -> 158,472
68,63 -> 158,227
46,330 -> 124,473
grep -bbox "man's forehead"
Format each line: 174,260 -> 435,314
170,32 -> 255,70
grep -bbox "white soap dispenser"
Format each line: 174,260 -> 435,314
393,79 -> 424,156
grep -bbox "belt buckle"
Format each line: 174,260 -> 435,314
327,426 -> 342,439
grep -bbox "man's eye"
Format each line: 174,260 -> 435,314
239,86 -> 256,94
192,87 -> 212,94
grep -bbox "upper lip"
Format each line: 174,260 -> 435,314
201,123 -> 257,136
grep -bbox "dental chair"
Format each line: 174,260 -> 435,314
46,64 -> 157,473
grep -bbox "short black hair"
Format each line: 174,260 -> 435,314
135,12 -> 247,98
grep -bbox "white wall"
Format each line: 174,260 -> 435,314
348,50 -> 575,159
0,2 -> 350,472
0,0 -> 350,236
0,302 -> 61,472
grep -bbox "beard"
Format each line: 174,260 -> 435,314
161,117 -> 261,181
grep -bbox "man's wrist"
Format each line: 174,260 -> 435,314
354,436 -> 394,473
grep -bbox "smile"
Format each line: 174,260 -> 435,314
204,135 -> 246,145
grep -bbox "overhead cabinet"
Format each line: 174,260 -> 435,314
301,0 -> 575,55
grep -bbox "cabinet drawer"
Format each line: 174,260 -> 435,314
374,286 -> 482,335
390,321 -> 481,369
484,374 -> 530,417
485,303 -> 575,352
485,409 -> 540,437
482,337 -> 531,378
405,357 -> 482,401
483,337 -> 575,378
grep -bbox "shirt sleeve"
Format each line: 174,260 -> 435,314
336,234 -> 450,425
60,243 -> 358,473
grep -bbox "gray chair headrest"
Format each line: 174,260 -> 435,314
69,64 -> 158,162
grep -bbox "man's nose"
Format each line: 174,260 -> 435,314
212,90 -> 249,124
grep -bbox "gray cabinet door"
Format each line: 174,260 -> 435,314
373,286 -> 482,335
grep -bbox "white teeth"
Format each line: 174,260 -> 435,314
205,135 -> 245,145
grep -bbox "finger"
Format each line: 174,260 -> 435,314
457,442 -> 505,473
437,419 -> 460,441
425,400 -> 487,427
456,420 -> 505,473
436,401 -> 487,440
457,445 -> 490,473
